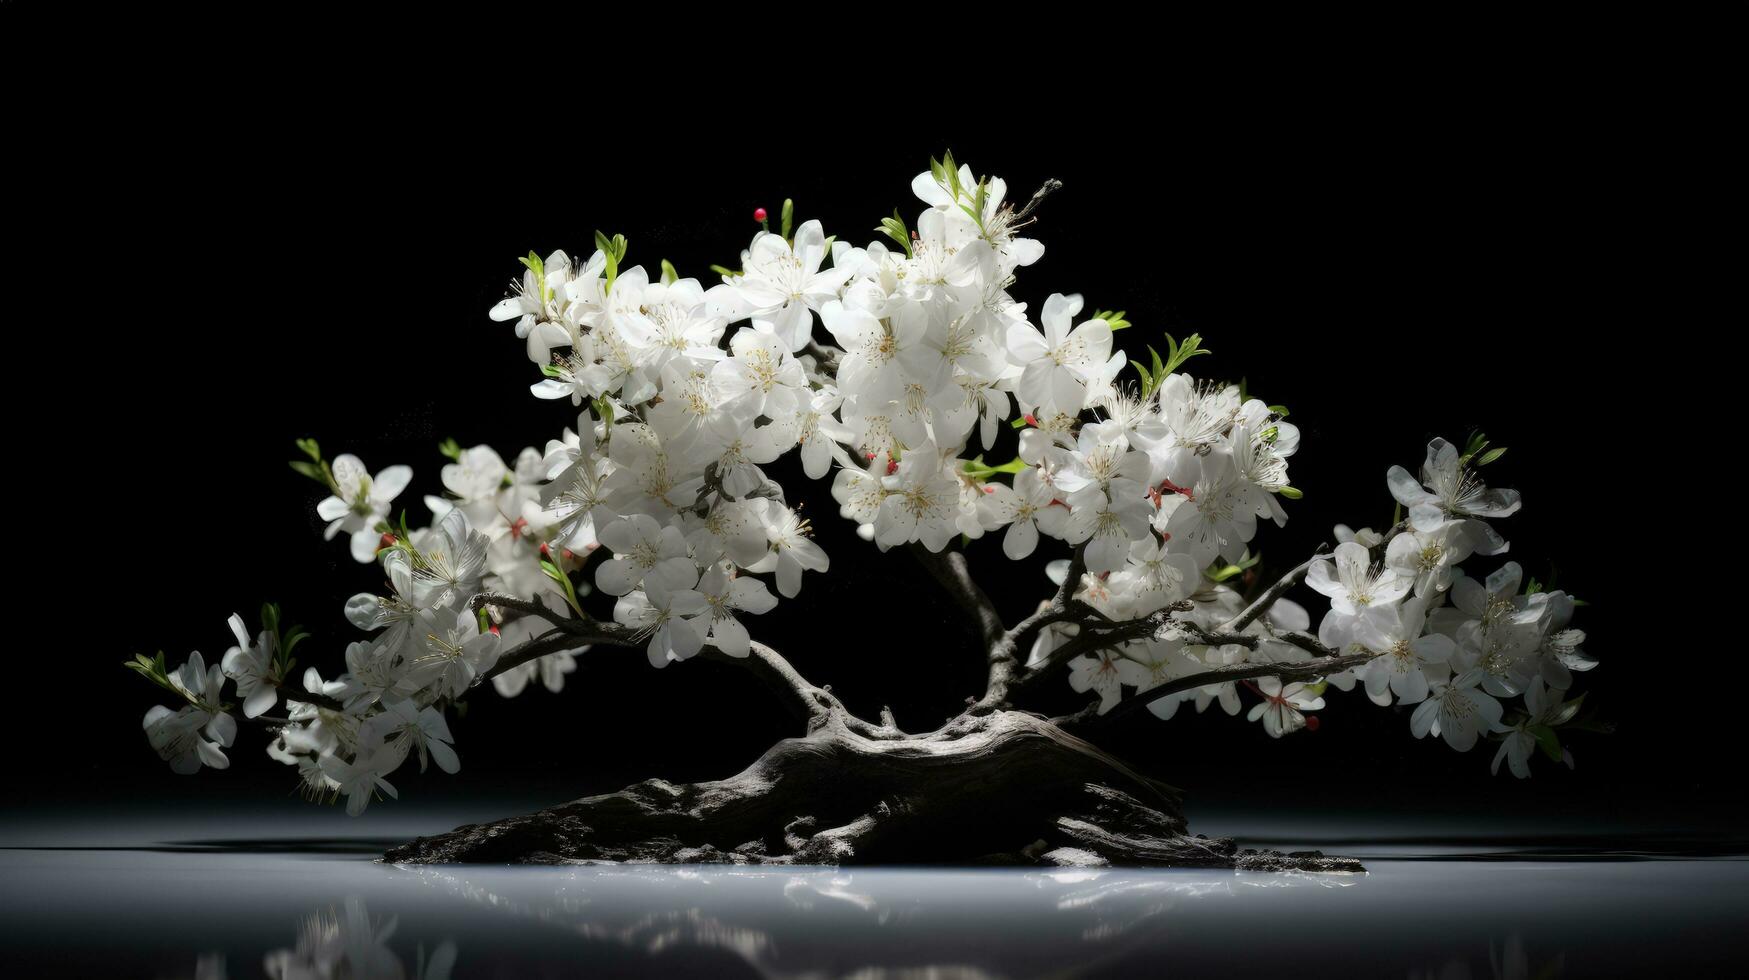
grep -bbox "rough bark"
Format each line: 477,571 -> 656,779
379,545 -> 1370,871
381,708 -> 1362,873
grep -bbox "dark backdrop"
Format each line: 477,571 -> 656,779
11,81 -> 1723,835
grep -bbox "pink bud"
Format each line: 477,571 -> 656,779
1305,716 -> 1321,732
754,207 -> 768,223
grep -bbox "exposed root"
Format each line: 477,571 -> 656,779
381,710 -> 1362,872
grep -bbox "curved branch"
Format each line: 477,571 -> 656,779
473,591 -> 589,625
479,629 -> 584,683
990,535 -> 1354,713
910,546 -> 1005,647
973,544 -> 1090,712
470,592 -> 881,736
1066,649 -> 1382,728
1220,543 -> 1330,634
1001,607 -> 1336,711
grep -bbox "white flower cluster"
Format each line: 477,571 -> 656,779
133,158 -> 1595,813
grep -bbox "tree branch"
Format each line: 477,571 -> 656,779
479,629 -> 585,683
1000,602 -> 1340,712
472,591 -> 586,625
1066,649 -> 1382,728
801,341 -> 847,377
1369,520 -> 1411,562
971,544 -> 1090,712
910,546 -> 1006,647
985,533 -> 1357,714
1220,543 -> 1330,634
470,593 -> 873,735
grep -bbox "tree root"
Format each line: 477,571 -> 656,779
380,710 -> 1362,872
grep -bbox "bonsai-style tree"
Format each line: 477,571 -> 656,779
129,156 -> 1596,869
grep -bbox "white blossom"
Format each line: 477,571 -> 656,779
316,455 -> 412,563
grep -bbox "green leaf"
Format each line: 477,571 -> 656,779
940,149 -> 962,200
1530,724 -> 1563,762
517,250 -> 545,279
438,437 -> 462,461
1278,486 -> 1304,500
780,198 -> 794,240
281,628 -> 309,661
1549,691 -> 1587,727
1267,404 -> 1290,417
1159,332 -> 1211,376
1094,309 -> 1131,331
876,210 -> 913,258
540,559 -> 586,619
1476,446 -> 1508,466
1206,552 -> 1261,583
294,437 -> 321,462
1130,357 -> 1154,396
539,363 -> 565,378
709,263 -> 737,278
594,231 -> 627,294
288,460 -> 326,483
660,259 -> 679,285
961,456 -> 1028,479
518,251 -> 552,303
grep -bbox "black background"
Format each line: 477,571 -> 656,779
8,53 -> 1728,835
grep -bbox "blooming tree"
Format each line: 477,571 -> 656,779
128,156 -> 1596,865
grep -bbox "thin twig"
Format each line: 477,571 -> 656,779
1221,543 -> 1331,634
1077,650 -> 1382,728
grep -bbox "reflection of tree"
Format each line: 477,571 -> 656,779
165,868 -> 1389,980
395,866 -> 1356,979
247,897 -> 455,980
1409,934 -> 1564,980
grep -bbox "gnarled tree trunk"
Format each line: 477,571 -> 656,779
384,545 -> 1379,871
381,708 -> 1361,872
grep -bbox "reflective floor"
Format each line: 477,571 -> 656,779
1,816 -> 1744,978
